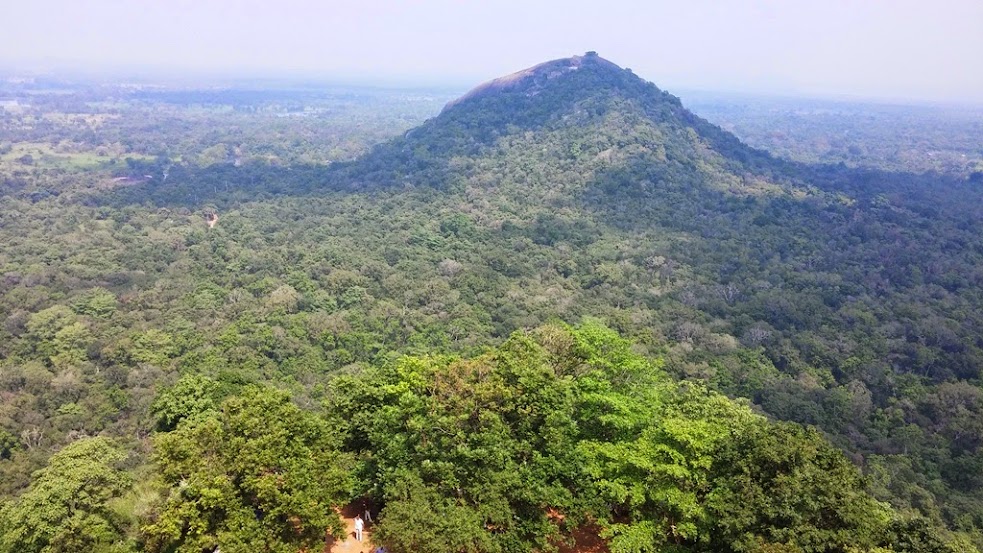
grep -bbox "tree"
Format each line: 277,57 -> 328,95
149,374 -> 219,431
142,386 -> 354,553
372,473 -> 497,553
25,306 -> 78,366
706,422 -> 891,552
0,437 -> 131,553
0,429 -> 17,460
580,385 -> 760,553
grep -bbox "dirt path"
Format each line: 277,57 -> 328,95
557,525 -> 609,553
549,510 -> 610,553
324,505 -> 607,553
324,505 -> 375,553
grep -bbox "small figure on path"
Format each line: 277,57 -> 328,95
354,515 -> 364,541
363,501 -> 373,524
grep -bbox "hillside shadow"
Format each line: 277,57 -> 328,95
579,149 -> 981,237
79,161 -> 340,210
78,138 -> 460,211
76,136 -> 980,229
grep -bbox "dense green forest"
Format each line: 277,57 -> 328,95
683,91 -> 983,179
2,54 -> 983,552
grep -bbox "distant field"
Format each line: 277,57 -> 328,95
0,141 -> 152,171
683,91 -> 983,178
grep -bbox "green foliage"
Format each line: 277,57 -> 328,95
71,288 -> 119,318
583,386 -> 760,552
688,93 -> 983,179
25,306 -> 80,366
373,473 -> 498,553
0,437 -> 132,553
128,329 -> 178,366
879,517 -> 972,553
329,330 -> 586,553
707,422 -> 891,552
0,429 -> 17,460
149,374 -> 220,431
142,386 -> 354,553
329,323 -> 914,553
1,57 -> 982,551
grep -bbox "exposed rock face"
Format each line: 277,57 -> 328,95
444,52 -> 623,110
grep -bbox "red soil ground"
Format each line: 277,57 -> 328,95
324,504 -> 375,553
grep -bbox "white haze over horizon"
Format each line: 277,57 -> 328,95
2,0 -> 982,104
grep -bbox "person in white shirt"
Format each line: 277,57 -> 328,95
354,515 -> 364,541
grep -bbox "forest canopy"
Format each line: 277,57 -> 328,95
2,54 -> 983,552
3,322 -> 971,553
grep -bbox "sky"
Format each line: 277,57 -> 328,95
2,0 -> 982,103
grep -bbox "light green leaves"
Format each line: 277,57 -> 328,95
143,386 -> 353,553
0,437 -> 131,553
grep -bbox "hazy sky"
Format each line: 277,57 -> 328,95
3,0 -> 982,103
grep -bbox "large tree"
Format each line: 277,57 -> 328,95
142,386 -> 354,553
0,437 -> 131,553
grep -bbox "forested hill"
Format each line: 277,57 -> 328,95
332,51 -> 779,189
3,52 -> 983,552
311,52 -> 983,543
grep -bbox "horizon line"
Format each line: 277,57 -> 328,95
2,59 -> 982,109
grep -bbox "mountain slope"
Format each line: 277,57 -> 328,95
318,52 -> 983,541
335,51 -> 782,193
